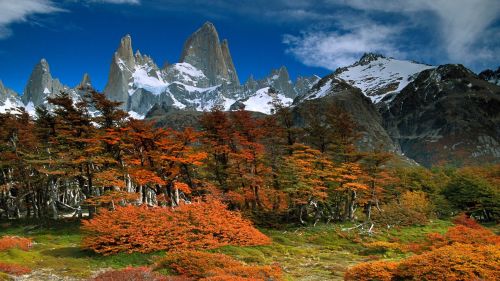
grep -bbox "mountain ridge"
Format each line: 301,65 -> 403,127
0,23 -> 499,167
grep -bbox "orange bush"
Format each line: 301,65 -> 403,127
345,244 -> 500,281
81,200 -> 271,255
0,236 -> 32,251
344,260 -> 399,281
424,225 -> 499,251
0,262 -> 31,276
156,250 -> 282,281
204,264 -> 282,281
91,266 -> 187,281
346,220 -> 500,281
452,213 -> 483,229
395,244 -> 500,281
157,251 -> 242,278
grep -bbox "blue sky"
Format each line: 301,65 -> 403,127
0,0 -> 499,94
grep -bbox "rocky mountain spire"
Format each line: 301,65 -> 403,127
179,22 -> 239,86
117,34 -> 135,69
221,39 -> 240,86
22,58 -> 65,106
267,66 -> 296,98
74,73 -> 93,98
79,73 -> 92,88
104,34 -> 137,110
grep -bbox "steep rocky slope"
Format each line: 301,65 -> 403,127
479,67 -> 500,86
382,64 -> 500,166
295,74 -> 401,153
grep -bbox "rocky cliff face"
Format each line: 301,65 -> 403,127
382,64 -> 500,166
294,74 -> 401,153
221,39 -> 240,87
103,35 -> 135,109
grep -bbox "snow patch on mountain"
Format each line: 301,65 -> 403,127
131,67 -> 169,95
172,63 -> 206,81
336,54 -> 434,104
241,87 -> 292,114
0,98 -> 23,114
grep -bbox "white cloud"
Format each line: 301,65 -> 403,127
0,0 -> 64,38
324,0 -> 500,67
284,23 -> 402,70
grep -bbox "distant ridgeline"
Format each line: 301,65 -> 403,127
1,22 -> 500,167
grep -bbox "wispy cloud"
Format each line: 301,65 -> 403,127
284,23 -> 402,70
0,0 -> 64,39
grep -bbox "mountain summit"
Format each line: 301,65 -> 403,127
22,58 -> 68,107
180,22 -> 240,87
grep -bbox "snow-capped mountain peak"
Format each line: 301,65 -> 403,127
334,54 -> 434,104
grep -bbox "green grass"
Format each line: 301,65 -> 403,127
0,219 -> 455,280
0,219 -> 163,279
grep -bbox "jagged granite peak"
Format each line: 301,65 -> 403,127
22,58 -> 67,107
479,67 -> 500,86
179,21 -> 238,86
79,73 -> 92,88
72,73 -> 93,99
117,34 -> 135,69
265,66 -> 296,98
104,34 -> 137,109
382,64 -> 500,166
221,39 -> 240,86
101,26 -> 318,116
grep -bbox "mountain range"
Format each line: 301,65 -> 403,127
0,22 -> 499,167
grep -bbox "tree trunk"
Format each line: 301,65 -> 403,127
49,178 -> 59,220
